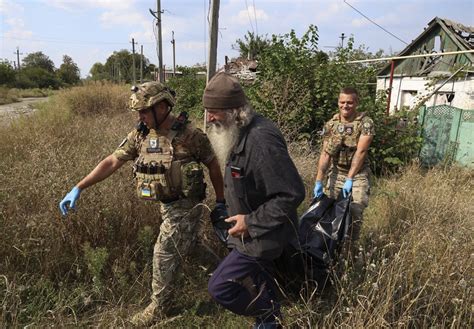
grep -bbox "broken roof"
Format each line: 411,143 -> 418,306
378,17 -> 473,77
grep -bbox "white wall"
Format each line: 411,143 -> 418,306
376,75 -> 474,113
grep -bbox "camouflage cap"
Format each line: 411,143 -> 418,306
129,82 -> 176,111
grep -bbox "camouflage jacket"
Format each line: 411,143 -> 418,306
113,120 -> 215,165
322,112 -> 375,172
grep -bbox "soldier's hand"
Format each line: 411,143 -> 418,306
59,186 -> 81,216
210,202 -> 231,244
226,214 -> 249,238
313,180 -> 323,199
342,178 -> 353,198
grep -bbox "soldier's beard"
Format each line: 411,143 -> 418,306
207,112 -> 240,170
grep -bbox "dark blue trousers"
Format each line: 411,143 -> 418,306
208,249 -> 281,323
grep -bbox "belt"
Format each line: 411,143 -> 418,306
160,196 -> 180,204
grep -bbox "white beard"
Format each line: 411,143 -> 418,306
207,118 -> 240,171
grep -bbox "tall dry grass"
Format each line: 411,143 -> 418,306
284,164 -> 473,328
0,83 -> 472,327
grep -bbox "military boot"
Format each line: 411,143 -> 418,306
130,301 -> 165,327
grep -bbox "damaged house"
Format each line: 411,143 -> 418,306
376,17 -> 473,113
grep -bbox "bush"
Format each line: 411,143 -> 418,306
55,81 -> 130,116
0,86 -> 20,105
167,68 -> 206,120
244,26 -> 421,174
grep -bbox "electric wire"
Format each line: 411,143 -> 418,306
343,0 -> 455,70
252,0 -> 258,35
244,0 -> 255,34
343,0 -> 408,45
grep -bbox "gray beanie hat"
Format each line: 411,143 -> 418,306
203,72 -> 246,109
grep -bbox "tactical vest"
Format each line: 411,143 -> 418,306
324,112 -> 369,171
133,117 -> 206,202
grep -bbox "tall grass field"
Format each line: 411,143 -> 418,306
0,83 -> 472,327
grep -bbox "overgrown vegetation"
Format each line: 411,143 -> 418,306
1,27 -> 471,328
0,87 -> 55,105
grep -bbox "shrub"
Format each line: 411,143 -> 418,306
55,81 -> 130,116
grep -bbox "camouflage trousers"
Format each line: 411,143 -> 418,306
151,197 -> 203,309
325,167 -> 371,243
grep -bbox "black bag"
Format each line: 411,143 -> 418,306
275,192 -> 352,292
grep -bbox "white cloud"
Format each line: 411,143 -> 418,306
181,41 -> 206,51
232,5 -> 269,26
4,17 -> 33,40
0,0 -> 24,14
41,0 -> 135,11
99,11 -> 145,27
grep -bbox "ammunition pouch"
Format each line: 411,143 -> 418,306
135,160 -> 206,202
135,161 -> 182,202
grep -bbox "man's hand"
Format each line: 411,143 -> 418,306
59,186 -> 81,216
342,178 -> 353,198
226,214 -> 249,238
313,180 -> 323,198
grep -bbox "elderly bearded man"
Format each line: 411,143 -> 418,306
204,72 -> 305,329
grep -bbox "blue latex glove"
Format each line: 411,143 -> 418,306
342,178 -> 353,198
313,181 -> 323,198
59,186 -> 81,216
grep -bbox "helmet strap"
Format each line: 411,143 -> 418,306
152,104 -> 172,130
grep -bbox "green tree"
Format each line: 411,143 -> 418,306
56,55 -> 81,86
233,31 -> 270,60
89,62 -> 108,81
18,67 -> 59,89
245,25 -> 329,135
22,51 -> 55,72
0,60 -> 16,86
167,66 -> 206,118
100,50 -> 153,83
244,26 -> 421,174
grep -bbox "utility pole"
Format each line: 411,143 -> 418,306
207,0 -> 220,83
14,47 -> 23,70
340,33 -> 346,48
171,31 -> 176,77
131,38 -> 138,84
149,1 -> 164,82
140,45 -> 144,83
157,0 -> 163,82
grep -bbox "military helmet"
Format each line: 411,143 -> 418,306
128,82 -> 176,111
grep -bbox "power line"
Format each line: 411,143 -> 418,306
244,0 -> 255,34
343,0 -> 408,45
2,35 -> 152,46
252,0 -> 258,35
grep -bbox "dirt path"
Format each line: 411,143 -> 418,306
0,97 -> 49,126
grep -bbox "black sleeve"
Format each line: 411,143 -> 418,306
245,132 -> 306,238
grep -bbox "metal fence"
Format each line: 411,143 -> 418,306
419,105 -> 474,167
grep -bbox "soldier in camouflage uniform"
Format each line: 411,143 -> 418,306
313,87 -> 375,246
59,82 -> 225,326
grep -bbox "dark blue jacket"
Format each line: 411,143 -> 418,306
225,115 -> 305,260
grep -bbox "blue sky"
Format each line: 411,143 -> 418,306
1,0 -> 473,78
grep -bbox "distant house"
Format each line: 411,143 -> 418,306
377,17 -> 473,113
224,56 -> 258,81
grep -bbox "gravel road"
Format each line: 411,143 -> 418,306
0,97 -> 48,126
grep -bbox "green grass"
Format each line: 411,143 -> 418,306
1,83 -> 472,327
